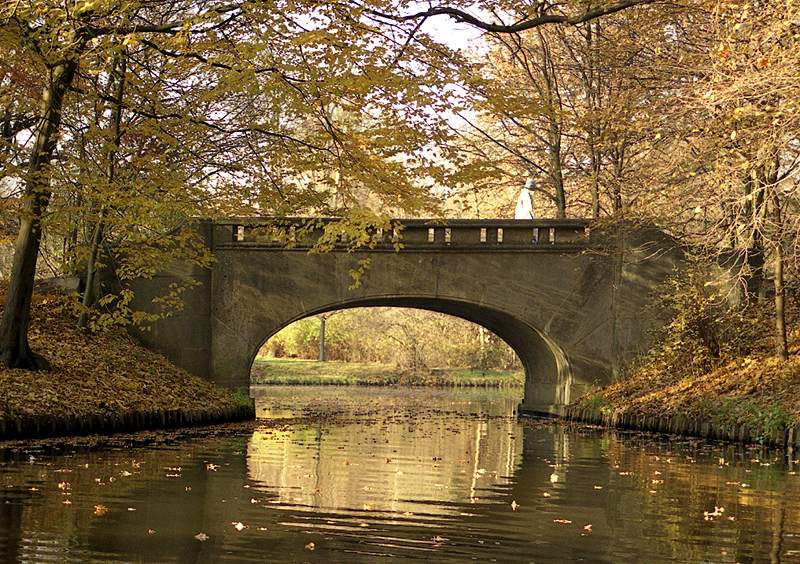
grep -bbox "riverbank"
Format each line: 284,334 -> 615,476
0,287 -> 253,440
251,357 -> 523,387
569,331 -> 800,447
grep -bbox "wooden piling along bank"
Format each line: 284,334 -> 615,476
0,403 -> 255,441
555,405 -> 800,450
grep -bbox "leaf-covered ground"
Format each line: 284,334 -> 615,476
0,288 -> 243,420
576,329 -> 800,428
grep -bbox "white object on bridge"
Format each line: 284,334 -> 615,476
515,180 -> 536,220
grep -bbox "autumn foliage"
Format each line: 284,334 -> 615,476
0,287 -> 241,419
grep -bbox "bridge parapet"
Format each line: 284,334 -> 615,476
213,217 -> 591,251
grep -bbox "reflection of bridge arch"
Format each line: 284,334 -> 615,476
246,387 -> 523,515
126,218 -> 682,414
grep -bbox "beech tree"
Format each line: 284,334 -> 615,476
652,0 -> 800,359
447,2 -> 673,219
0,0 -> 688,370
0,0 -> 465,367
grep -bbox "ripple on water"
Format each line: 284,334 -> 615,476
0,385 -> 799,562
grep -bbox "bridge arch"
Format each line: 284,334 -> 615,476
248,297 -> 573,406
125,218 -> 683,415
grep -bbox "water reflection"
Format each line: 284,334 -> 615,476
0,386 -> 798,562
247,386 -> 521,517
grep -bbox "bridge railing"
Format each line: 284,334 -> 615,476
213,217 -> 590,250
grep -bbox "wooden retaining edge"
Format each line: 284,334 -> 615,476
552,405 -> 799,451
0,402 -> 256,441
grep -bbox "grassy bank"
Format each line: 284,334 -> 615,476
574,331 -> 800,439
251,357 -> 523,387
0,287 -> 248,423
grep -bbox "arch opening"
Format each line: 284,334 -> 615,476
244,296 -> 574,411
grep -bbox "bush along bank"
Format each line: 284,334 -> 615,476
556,402 -> 798,449
562,273 -> 800,449
0,288 -> 254,440
251,357 -> 524,387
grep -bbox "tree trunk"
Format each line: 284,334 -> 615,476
0,58 -> 79,369
773,241 -> 787,360
589,151 -> 601,220
78,52 -> 126,329
318,315 -> 326,362
770,187 -> 788,360
77,211 -> 105,329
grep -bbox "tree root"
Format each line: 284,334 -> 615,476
0,346 -> 51,371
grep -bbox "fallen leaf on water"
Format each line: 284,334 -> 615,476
549,473 -> 559,483
584,524 -> 593,532
305,542 -> 315,551
511,500 -> 519,511
553,519 -> 572,524
94,504 -> 108,517
232,522 -> 246,531
194,532 -> 209,541
542,492 -> 551,498
147,529 -> 156,535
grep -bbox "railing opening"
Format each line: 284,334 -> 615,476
220,218 -> 590,249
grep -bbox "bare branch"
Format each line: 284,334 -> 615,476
367,0 -> 656,34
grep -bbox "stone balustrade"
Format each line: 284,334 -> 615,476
213,218 -> 591,250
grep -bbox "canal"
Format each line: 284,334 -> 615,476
1,386 -> 799,562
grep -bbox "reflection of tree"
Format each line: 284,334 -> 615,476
0,494 -> 22,562
0,437 -> 253,561
770,498 -> 785,564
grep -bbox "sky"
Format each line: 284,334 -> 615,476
419,12 -> 486,52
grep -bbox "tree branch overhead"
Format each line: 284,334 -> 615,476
369,0 -> 656,34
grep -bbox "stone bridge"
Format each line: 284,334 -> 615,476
126,218 -> 683,415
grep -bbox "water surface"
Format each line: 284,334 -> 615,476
1,386 -> 799,562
